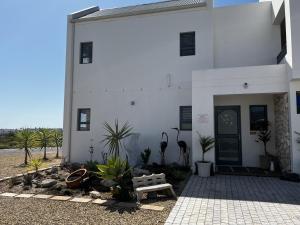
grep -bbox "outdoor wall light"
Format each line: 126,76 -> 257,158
243,82 -> 249,89
130,101 -> 135,106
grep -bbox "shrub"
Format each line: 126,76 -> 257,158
85,160 -> 99,172
140,148 -> 151,165
97,156 -> 132,201
29,158 -> 43,173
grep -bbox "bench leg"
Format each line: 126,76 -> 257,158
136,191 -> 143,205
169,187 -> 177,199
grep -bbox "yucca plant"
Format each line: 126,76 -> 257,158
15,128 -> 35,165
256,122 -> 271,156
102,120 -> 133,157
29,158 -> 43,174
35,128 -> 52,160
51,129 -> 63,158
97,156 -> 132,201
197,132 -> 215,162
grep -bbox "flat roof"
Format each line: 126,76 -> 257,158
73,0 -> 206,22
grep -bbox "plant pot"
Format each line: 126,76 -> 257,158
65,169 -> 87,189
196,161 -> 211,177
259,155 -> 269,170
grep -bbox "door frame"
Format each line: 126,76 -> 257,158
214,105 -> 242,166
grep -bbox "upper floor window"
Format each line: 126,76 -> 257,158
77,108 -> 91,131
277,19 -> 287,64
296,92 -> 300,114
249,105 -> 268,132
180,32 -> 195,56
180,106 -> 192,130
80,42 -> 93,64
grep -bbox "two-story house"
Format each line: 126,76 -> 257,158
63,0 -> 300,173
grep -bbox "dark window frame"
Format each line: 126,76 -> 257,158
77,108 -> 91,131
249,105 -> 268,131
277,19 -> 287,64
180,106 -> 192,131
80,42 -> 93,64
296,92 -> 300,114
180,32 -> 195,57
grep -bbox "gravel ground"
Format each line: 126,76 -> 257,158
0,148 -> 62,179
0,197 -> 175,225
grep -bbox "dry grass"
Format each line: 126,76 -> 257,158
0,148 -> 61,179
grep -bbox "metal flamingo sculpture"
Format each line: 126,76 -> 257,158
172,128 -> 188,165
160,132 -> 168,165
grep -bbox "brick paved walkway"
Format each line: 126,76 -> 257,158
165,175 -> 300,225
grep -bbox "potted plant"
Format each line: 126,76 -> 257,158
196,132 -> 215,177
256,121 -> 271,170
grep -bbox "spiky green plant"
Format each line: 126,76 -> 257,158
97,156 -> 132,201
197,132 -> 215,162
34,128 -> 52,160
15,128 -> 35,165
102,120 -> 133,157
256,122 -> 271,156
51,129 -> 63,158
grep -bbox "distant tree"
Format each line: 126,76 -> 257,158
15,128 -> 35,165
35,128 -> 52,160
51,129 -> 63,158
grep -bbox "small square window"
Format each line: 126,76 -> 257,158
77,108 -> 91,131
180,32 -> 195,56
180,106 -> 192,130
249,105 -> 267,131
80,42 -> 93,64
296,92 -> 300,114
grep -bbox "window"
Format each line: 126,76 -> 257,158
249,105 -> 268,131
297,92 -> 300,114
80,42 -> 93,64
277,19 -> 287,63
77,108 -> 91,131
180,32 -> 195,56
180,106 -> 192,130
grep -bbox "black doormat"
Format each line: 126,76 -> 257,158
216,165 -> 281,177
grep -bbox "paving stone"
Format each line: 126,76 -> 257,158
51,196 -> 72,201
15,194 -> 34,198
70,197 -> 92,203
33,194 -> 53,199
140,204 -> 164,211
0,192 -> 18,197
92,199 -> 117,206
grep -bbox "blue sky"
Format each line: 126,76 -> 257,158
0,0 -> 257,129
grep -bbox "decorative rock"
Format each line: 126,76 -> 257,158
89,191 -> 101,199
41,179 -> 57,188
60,189 -> 73,196
100,180 -> 116,188
92,199 -> 116,206
50,167 -> 58,174
50,174 -> 59,179
32,179 -> 39,185
22,185 -> 30,190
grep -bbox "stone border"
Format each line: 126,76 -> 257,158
0,165 -> 60,183
0,192 -> 164,211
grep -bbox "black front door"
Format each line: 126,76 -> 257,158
215,106 -> 242,165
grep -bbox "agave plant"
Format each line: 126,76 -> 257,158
197,132 -> 215,162
15,128 -> 35,165
102,120 -> 133,157
97,156 -> 132,201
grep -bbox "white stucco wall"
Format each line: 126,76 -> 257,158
64,2 -> 283,165
213,1 -> 281,68
192,64 -> 288,167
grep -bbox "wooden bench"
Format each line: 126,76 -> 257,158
132,173 -> 177,204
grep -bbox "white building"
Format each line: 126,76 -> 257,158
63,0 -> 300,173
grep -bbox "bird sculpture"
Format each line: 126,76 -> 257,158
160,132 -> 168,165
172,128 -> 189,166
